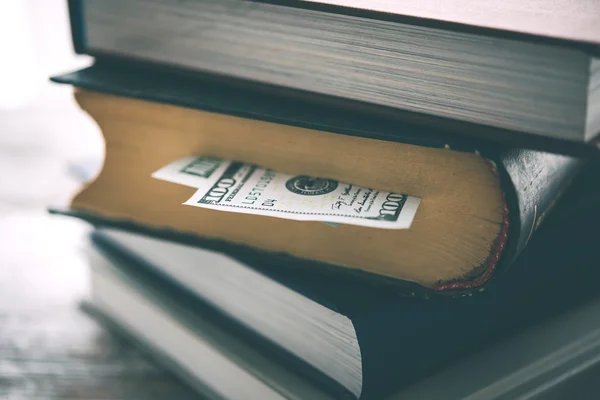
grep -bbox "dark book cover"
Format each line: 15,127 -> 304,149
51,61 -> 584,295
86,162 -> 600,399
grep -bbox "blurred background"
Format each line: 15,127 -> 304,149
0,2 -> 196,398
0,0 -> 98,207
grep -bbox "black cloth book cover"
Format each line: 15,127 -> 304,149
52,61 -> 584,295
88,163 -> 600,399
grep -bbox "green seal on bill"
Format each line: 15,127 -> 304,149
285,176 -> 338,196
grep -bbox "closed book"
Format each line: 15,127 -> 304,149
85,242 -> 334,400
68,0 -> 600,151
51,62 -> 584,295
397,288 -> 600,399
85,164 -> 600,399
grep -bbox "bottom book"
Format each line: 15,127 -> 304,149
86,243 -> 333,399
83,161 -> 600,400
86,223 -> 600,400
396,293 -> 600,399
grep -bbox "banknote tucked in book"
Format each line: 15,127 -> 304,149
153,156 -> 421,230
61,88 -> 582,296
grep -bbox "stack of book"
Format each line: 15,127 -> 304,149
53,1 -> 600,398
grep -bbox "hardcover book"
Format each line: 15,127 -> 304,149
84,162 -> 600,399
52,62 -> 584,296
67,0 -> 600,151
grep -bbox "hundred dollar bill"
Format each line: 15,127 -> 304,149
152,155 -> 231,189
153,156 -> 421,229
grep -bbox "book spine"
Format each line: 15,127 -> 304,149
499,150 -> 584,263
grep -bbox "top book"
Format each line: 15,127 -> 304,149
70,0 -> 600,150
